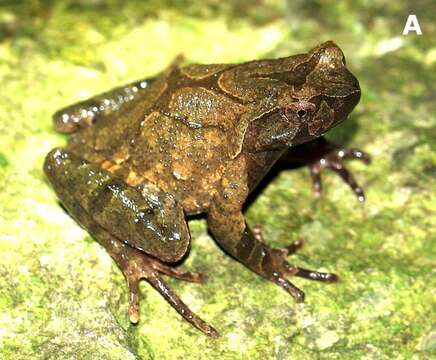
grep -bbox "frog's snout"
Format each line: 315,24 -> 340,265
332,74 -> 361,125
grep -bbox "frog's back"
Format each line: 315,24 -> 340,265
67,62 -> 247,214
125,111 -> 234,213
66,71 -> 168,160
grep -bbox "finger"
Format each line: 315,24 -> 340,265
274,276 -> 305,303
309,163 -> 322,197
336,148 -> 371,165
327,161 -> 366,202
294,267 -> 338,282
252,224 -> 264,242
284,239 -> 304,255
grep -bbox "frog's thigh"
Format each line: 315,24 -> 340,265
52,77 -> 154,134
44,148 -> 189,262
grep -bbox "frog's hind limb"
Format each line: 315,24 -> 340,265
52,77 -> 155,134
52,55 -> 185,134
44,148 -> 219,338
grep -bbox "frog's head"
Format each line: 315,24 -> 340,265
243,41 -> 360,153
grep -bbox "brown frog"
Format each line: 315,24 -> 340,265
44,41 -> 369,337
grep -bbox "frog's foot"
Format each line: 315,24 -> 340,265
310,147 -> 370,202
45,148 -> 218,337
118,247 -> 219,338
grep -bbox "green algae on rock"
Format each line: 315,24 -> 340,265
0,0 -> 434,359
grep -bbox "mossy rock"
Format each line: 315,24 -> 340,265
0,1 -> 434,359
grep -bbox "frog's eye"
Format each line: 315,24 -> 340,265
297,109 -> 307,119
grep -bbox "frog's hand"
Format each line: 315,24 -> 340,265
208,206 -> 337,304
44,148 -> 189,263
208,161 -> 336,304
52,76 -> 156,134
278,137 -> 370,202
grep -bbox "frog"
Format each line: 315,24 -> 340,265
44,41 -> 370,337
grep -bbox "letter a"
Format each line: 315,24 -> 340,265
402,15 -> 422,35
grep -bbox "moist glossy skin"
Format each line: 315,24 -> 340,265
44,41 -> 369,337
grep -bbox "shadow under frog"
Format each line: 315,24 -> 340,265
44,41 -> 370,337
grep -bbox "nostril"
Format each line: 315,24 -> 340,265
297,109 -> 307,118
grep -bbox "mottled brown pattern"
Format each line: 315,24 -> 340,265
45,41 -> 367,337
